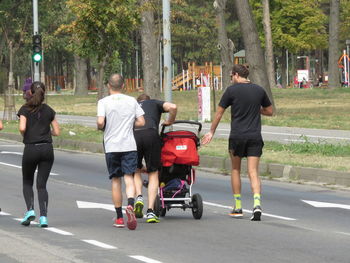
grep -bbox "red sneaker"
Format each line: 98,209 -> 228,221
125,205 -> 137,230
113,217 -> 125,228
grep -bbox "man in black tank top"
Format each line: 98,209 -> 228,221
202,64 -> 273,221
133,94 -> 177,223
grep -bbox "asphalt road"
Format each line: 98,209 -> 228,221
56,114 -> 350,145
1,140 -> 349,263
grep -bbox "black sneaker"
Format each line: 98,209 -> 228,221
229,208 -> 243,218
251,206 -> 262,221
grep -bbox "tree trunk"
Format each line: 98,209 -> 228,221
328,0 -> 340,88
262,0 -> 276,89
213,0 -> 234,90
281,49 -> 287,89
74,55 -> 88,96
140,0 -> 161,99
97,56 -> 108,100
233,0 -> 275,107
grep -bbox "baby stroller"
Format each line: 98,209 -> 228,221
153,120 -> 203,220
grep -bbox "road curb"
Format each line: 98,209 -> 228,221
1,132 -> 350,188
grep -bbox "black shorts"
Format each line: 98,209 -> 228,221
105,151 -> 137,179
134,129 -> 162,172
228,138 -> 264,158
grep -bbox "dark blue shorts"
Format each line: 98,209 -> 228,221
105,151 -> 138,179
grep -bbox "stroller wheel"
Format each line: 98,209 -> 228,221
154,195 -> 161,217
160,208 -> 166,217
191,193 -> 203,220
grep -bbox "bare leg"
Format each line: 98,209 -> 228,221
230,152 -> 242,195
134,170 -> 143,197
124,174 -> 136,200
247,156 -> 261,194
147,171 -> 159,210
111,177 -> 122,207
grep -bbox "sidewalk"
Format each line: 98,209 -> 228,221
1,132 -> 350,189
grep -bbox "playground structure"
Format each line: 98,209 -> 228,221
172,62 -> 223,91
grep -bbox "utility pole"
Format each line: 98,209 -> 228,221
162,0 -> 172,102
33,0 -> 40,81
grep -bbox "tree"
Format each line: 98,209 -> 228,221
59,0 -> 140,99
262,0 -> 276,89
213,0 -> 234,90
328,0 -> 341,88
140,0 -> 160,99
233,0 -> 274,107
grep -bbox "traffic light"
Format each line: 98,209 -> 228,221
32,34 -> 42,62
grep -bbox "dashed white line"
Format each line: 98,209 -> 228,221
336,232 -> 350,236
0,161 -> 59,176
45,227 -> 74,236
203,201 -> 297,221
82,239 -> 117,249
0,211 -> 11,216
129,255 -> 162,263
0,151 -> 23,155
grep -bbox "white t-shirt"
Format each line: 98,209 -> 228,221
97,93 -> 144,153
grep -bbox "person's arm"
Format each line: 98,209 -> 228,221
19,115 -> 27,136
260,105 -> 273,116
162,102 -> 177,126
134,115 -> 145,127
0,120 -> 3,130
51,118 -> 60,136
97,116 -> 106,130
201,106 -> 226,145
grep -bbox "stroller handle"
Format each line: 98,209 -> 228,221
161,120 -> 202,135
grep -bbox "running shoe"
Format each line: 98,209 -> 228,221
146,212 -> 160,223
229,208 -> 243,218
134,196 -> 144,219
113,217 -> 125,228
20,210 -> 36,226
125,205 -> 137,230
39,216 -> 48,228
251,206 -> 262,221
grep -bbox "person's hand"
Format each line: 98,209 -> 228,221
162,120 -> 173,126
201,132 -> 213,145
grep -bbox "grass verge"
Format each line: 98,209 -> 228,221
1,121 -> 350,172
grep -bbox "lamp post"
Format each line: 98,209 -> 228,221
163,0 -> 172,102
346,40 -> 350,87
33,0 -> 40,81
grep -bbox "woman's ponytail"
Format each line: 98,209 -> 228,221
25,81 -> 46,112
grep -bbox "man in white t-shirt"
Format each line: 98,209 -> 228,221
97,74 -> 145,230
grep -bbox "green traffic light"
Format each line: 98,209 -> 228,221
33,53 -> 42,62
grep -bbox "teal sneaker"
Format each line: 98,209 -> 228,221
39,216 -> 48,228
134,196 -> 144,219
21,210 -> 36,226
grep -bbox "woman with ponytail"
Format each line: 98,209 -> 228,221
17,81 -> 60,227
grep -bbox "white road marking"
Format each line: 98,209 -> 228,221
76,200 -> 127,213
13,218 -> 39,225
45,227 -> 74,236
336,232 -> 350,236
82,240 -> 117,249
0,161 -> 58,176
0,211 -> 11,216
0,151 -> 23,155
129,255 -> 162,263
0,144 -> 22,147
302,200 -> 350,210
203,201 -> 297,221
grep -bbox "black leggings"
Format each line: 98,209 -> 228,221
22,143 -> 54,217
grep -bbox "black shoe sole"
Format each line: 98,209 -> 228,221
251,210 -> 262,221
